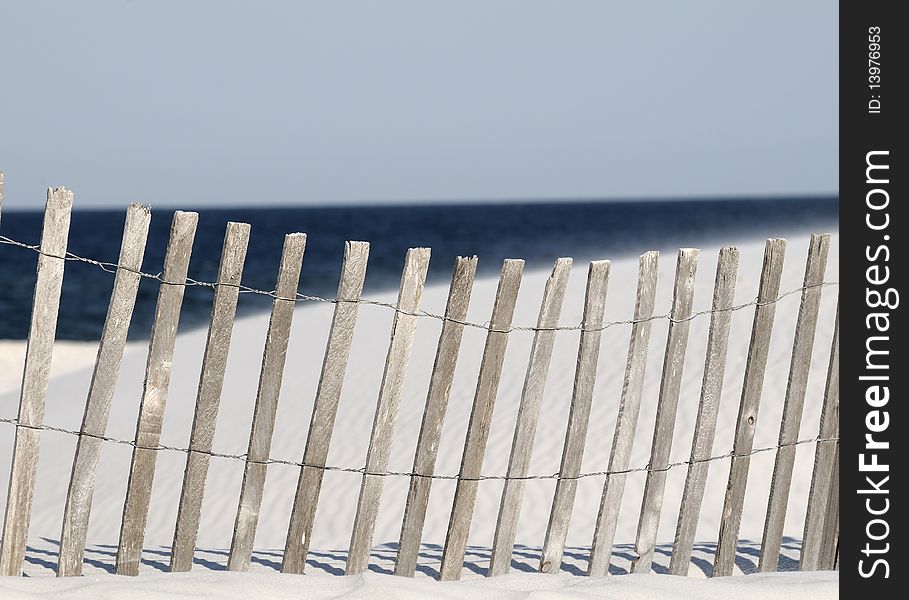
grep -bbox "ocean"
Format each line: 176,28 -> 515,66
0,197 -> 837,340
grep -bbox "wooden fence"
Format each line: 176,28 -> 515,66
0,181 -> 838,579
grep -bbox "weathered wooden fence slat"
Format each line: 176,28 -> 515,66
587,251 -> 659,577
800,305 -> 839,570
439,259 -> 524,581
488,258 -> 572,577
759,234 -> 830,572
57,204 -> 152,577
394,256 -> 478,577
170,222 -> 251,572
819,444 -> 839,570
632,248 -> 699,573
115,211 -> 199,576
227,233 -> 307,571
539,260 -> 611,574
281,241 -> 370,574
669,247 -> 739,576
346,248 -> 432,575
0,187 -> 73,577
713,238 -> 787,577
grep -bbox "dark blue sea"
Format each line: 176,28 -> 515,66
0,197 -> 837,340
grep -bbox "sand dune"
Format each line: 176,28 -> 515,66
0,231 -> 838,578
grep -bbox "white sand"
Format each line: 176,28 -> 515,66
0,232 -> 838,590
0,570 -> 837,600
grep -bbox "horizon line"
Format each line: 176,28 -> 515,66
0,191 -> 839,213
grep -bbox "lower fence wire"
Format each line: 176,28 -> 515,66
0,416 -> 836,482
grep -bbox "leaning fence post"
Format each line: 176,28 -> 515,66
0,187 -> 73,576
669,247 -> 739,575
633,248 -> 699,574
170,222 -> 251,572
713,238 -> 787,577
57,203 -> 152,577
227,233 -> 307,571
439,259 -> 524,581
800,304 -> 839,570
281,241 -> 370,574
488,258 -> 572,577
587,251 -> 659,577
539,260 -> 611,574
394,256 -> 478,578
819,444 -> 839,570
116,211 -> 199,576
346,248 -> 431,575
760,234 -> 830,572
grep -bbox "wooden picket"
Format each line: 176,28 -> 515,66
116,211 -> 199,576
819,445 -> 839,570
282,241 -> 370,574
588,251 -> 659,576
760,233 -> 830,571
0,187 -> 73,576
670,247 -> 739,575
539,260 -> 611,574
439,259 -> 524,581
633,248 -> 699,573
170,222 -> 251,572
227,233 -> 307,571
713,238 -> 787,577
395,256 -> 478,577
800,306 -> 839,570
488,258 -> 572,576
346,248 -> 431,574
0,187 -> 842,581
58,204 -> 152,577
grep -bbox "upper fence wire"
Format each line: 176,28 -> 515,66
0,234 -> 838,334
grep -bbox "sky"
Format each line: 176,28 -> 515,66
0,1 -> 837,209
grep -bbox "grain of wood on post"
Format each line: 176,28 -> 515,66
539,260 -> 611,575
170,222 -> 251,572
346,248 -> 431,575
587,251 -> 659,577
800,305 -> 839,571
713,238 -> 787,577
632,248 -> 699,574
669,247 -> 739,576
227,233 -> 307,572
394,256 -> 478,578
115,211 -> 199,576
488,258 -> 572,577
281,241 -> 370,575
759,234 -> 830,572
439,259 -> 524,581
57,203 -> 152,577
0,187 -> 73,577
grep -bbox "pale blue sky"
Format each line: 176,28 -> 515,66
0,1 -> 837,209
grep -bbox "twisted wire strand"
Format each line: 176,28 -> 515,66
0,416 -> 836,482
0,234 -> 838,334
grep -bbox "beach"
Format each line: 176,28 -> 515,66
0,231 -> 838,595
